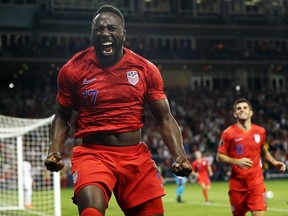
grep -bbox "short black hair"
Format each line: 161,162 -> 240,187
233,98 -> 252,111
93,5 -> 125,26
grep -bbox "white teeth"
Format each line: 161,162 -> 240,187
102,42 -> 112,46
103,49 -> 113,54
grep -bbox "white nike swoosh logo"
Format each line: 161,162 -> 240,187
235,138 -> 243,142
83,78 -> 96,85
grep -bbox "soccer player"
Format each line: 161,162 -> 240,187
191,150 -> 213,204
175,175 -> 188,203
23,160 -> 33,209
217,98 -> 286,216
44,5 -> 192,216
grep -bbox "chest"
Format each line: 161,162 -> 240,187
76,67 -> 146,106
229,131 -> 263,156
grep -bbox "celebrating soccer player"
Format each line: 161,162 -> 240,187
44,4 -> 192,216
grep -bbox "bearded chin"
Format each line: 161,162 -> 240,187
95,44 -> 124,67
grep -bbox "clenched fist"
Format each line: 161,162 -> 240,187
44,152 -> 65,172
172,156 -> 192,176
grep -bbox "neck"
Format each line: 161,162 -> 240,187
237,119 -> 251,131
96,48 -> 124,67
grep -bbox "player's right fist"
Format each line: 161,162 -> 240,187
44,152 -> 65,172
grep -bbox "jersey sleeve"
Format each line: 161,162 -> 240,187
145,61 -> 167,102
217,129 -> 231,155
56,63 -> 76,107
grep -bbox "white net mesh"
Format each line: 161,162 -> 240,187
0,115 -> 61,216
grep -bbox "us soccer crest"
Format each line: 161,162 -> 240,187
126,71 -> 139,85
254,134 -> 260,143
72,171 -> 78,184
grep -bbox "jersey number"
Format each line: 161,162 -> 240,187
235,144 -> 244,155
83,90 -> 98,105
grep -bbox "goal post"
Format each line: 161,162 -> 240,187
0,114 -> 61,216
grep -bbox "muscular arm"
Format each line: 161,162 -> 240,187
261,147 -> 286,172
148,99 -> 192,176
45,103 -> 73,172
216,152 -> 253,169
49,103 -> 73,153
148,99 -> 185,157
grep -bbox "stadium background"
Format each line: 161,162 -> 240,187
0,0 -> 288,215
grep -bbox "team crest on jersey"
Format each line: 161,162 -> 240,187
126,71 -> 139,85
72,171 -> 78,184
254,134 -> 260,143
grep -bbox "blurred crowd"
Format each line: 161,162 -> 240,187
1,85 -> 288,186
1,35 -> 288,61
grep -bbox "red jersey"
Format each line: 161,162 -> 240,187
192,158 -> 210,181
218,124 -> 266,191
57,47 -> 166,138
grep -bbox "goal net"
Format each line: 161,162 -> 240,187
0,114 -> 61,216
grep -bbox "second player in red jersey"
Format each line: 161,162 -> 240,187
217,98 -> 286,216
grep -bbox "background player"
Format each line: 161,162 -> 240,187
23,160 -> 33,209
191,150 -> 213,204
174,175 -> 188,203
217,98 -> 286,216
44,4 -> 192,216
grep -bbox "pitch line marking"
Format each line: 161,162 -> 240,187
164,199 -> 288,213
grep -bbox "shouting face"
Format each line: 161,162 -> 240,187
91,12 -> 126,67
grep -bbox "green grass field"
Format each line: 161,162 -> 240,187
61,179 -> 288,216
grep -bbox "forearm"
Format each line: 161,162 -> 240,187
217,152 -> 237,165
148,99 -> 191,176
48,114 -> 70,154
208,165 -> 213,176
158,116 -> 186,158
261,147 -> 277,165
217,152 -> 254,169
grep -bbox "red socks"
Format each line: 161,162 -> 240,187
202,189 -> 208,201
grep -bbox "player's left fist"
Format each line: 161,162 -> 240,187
172,156 -> 192,177
44,152 -> 65,172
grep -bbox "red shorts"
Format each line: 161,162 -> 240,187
229,188 -> 267,216
71,143 -> 165,210
198,177 -> 211,186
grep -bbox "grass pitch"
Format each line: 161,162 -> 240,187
61,179 -> 288,216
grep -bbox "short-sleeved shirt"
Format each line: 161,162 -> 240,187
192,158 -> 210,183
218,124 -> 266,191
57,47 -> 166,138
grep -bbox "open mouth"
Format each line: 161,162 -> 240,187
101,41 -> 114,55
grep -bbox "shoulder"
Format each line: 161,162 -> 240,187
125,48 -> 159,71
252,124 -> 266,134
221,125 -> 239,142
222,125 -> 236,136
66,47 -> 94,68
202,158 -> 208,163
59,47 -> 94,78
